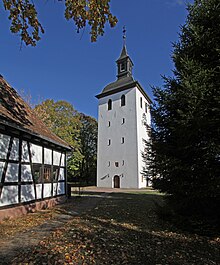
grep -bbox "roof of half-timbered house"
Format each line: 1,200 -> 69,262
0,75 -> 71,150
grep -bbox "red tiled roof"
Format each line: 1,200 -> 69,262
0,76 -> 71,150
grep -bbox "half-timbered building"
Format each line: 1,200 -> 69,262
0,75 -> 71,220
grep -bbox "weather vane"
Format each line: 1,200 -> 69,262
123,26 -> 126,45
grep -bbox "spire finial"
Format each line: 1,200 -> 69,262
123,26 -> 126,45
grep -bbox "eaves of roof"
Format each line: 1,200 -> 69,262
0,76 -> 72,151
0,117 -> 72,151
96,79 -> 152,104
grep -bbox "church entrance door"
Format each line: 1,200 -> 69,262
114,175 -> 120,188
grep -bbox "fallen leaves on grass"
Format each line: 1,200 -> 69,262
0,210 -> 56,238
3,192 -> 220,265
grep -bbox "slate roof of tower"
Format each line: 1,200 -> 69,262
96,77 -> 152,103
117,44 -> 128,61
0,75 -> 71,150
102,76 -> 135,94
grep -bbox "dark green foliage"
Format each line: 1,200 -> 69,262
146,0 -> 220,217
78,113 -> 97,185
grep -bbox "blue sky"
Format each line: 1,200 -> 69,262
0,0 -> 192,118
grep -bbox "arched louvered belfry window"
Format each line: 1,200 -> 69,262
108,99 -> 112,110
121,94 -> 125,106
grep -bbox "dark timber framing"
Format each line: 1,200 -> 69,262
0,125 -> 68,210
0,75 -> 71,219
0,137 -> 14,198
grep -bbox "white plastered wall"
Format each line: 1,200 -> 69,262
0,186 -> 19,206
21,165 -> 32,181
53,151 -> 62,166
97,87 -> 139,188
30,143 -> 42,164
97,85 -> 151,189
135,89 -> 151,188
0,134 -> 10,159
44,148 -> 52,165
20,185 -> 35,202
57,182 -> 65,195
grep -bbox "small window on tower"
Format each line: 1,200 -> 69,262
121,95 -> 125,106
115,162 -> 119,167
122,118 -> 125,124
140,97 -> 143,108
122,160 -> 125,166
120,62 -> 126,72
145,102 -> 148,113
121,137 -> 125,144
108,161 -> 110,167
108,121 -> 111,127
108,99 -> 112,110
108,139 -> 111,146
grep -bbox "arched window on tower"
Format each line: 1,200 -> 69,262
108,99 -> 112,110
121,95 -> 125,106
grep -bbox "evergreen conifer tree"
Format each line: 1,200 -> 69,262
147,0 -> 220,216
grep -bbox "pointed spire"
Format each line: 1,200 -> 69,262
123,26 -> 126,45
116,26 -> 134,79
118,26 -> 128,60
119,44 -> 128,59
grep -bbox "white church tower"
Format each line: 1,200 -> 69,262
96,33 -> 151,189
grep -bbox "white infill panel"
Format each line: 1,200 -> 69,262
20,185 -> 35,202
61,154 -> 65,166
53,151 -> 61,166
0,186 -> 19,206
5,163 -> 19,182
57,182 -> 65,195
53,183 -> 57,196
22,141 -> 30,162
0,134 -> 10,159
58,168 -> 65,181
30,144 -> 42,164
21,165 -> 33,182
0,162 -> 4,182
36,184 -> 42,199
44,148 -> 52,165
9,138 -> 19,161
43,183 -> 52,198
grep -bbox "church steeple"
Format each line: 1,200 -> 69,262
116,27 -> 134,79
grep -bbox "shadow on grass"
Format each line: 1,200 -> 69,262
1,190 -> 219,265
84,192 -> 166,231
78,192 -> 219,264
77,191 -> 219,238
